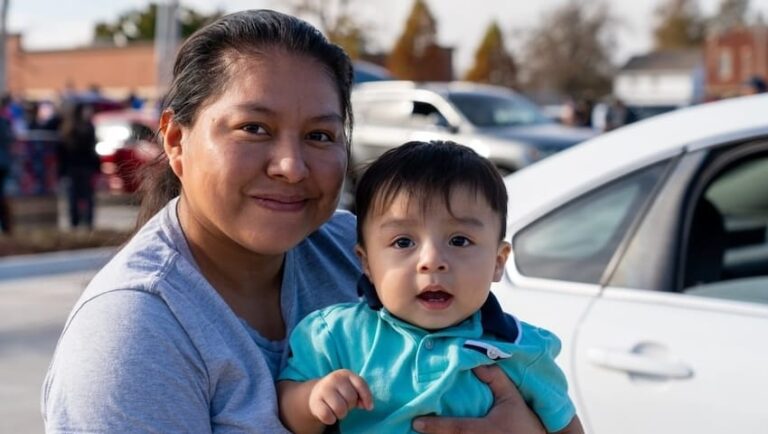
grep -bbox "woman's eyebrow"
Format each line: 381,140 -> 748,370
234,103 -> 342,124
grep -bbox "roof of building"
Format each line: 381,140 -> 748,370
621,50 -> 702,72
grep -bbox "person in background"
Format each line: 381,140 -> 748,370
742,75 -> 767,95
278,141 -> 583,434
57,102 -> 100,230
42,10 -> 545,434
604,97 -> 637,132
0,94 -> 14,234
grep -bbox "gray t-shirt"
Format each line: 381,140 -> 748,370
42,198 -> 360,433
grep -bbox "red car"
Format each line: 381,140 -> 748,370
93,110 -> 160,194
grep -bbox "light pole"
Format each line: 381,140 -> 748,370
154,0 -> 179,101
0,0 -> 9,95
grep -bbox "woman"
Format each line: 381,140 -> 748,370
42,10 -> 543,433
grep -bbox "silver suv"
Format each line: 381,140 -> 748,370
350,81 -> 594,176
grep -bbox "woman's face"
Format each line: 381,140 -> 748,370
165,50 -> 347,256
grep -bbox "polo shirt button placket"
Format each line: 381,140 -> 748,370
424,339 -> 434,350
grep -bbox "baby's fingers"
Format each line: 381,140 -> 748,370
348,374 -> 374,411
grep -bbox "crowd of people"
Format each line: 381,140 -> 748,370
0,89 -> 145,234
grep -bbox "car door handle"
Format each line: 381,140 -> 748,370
587,347 -> 693,379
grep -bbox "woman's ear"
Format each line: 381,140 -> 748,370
160,110 -> 184,178
493,241 -> 512,282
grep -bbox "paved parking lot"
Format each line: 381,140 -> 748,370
0,270 -> 95,433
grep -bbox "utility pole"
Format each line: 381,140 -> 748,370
0,0 -> 9,95
154,0 -> 179,100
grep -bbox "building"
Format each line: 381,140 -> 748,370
613,50 -> 705,112
704,25 -> 768,98
5,34 -> 159,102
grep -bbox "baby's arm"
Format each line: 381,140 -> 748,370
278,369 -> 374,434
552,416 -> 584,434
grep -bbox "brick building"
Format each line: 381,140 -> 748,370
705,26 -> 768,98
5,34 -> 159,102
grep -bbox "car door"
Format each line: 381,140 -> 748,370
493,160 -> 671,399
573,142 -> 768,434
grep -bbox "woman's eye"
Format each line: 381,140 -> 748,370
393,237 -> 414,249
242,124 -> 267,135
449,236 -> 471,247
306,131 -> 333,142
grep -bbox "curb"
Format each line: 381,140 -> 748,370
0,247 -> 117,281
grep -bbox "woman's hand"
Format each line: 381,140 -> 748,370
412,365 -> 546,434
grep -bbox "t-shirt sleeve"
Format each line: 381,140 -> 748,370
42,290 -> 211,433
517,327 -> 576,433
278,309 -> 341,382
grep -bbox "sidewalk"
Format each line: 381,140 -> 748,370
0,270 -> 97,433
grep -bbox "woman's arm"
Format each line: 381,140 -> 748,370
43,290 -> 211,432
412,365 -> 546,434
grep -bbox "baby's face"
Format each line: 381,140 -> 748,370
357,187 -> 510,330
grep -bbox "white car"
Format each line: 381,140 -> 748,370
492,94 -> 768,434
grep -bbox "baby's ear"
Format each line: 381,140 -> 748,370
355,244 -> 371,276
493,241 -> 512,282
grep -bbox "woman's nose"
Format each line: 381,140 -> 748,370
417,243 -> 449,273
266,137 -> 309,183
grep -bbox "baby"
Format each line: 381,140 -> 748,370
278,140 -> 583,433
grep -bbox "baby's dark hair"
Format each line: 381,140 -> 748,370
355,140 -> 508,245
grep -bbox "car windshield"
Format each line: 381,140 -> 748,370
448,92 -> 551,127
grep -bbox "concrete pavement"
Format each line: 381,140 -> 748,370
0,270 -> 97,433
0,194 -> 133,432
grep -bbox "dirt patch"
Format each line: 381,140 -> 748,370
0,229 -> 131,257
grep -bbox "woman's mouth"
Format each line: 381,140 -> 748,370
252,195 -> 308,212
417,290 -> 453,310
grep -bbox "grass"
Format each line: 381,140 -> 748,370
0,228 -> 131,257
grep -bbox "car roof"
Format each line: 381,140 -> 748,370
504,93 -> 768,227
352,80 -> 519,98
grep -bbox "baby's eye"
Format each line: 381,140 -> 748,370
392,237 -> 414,249
306,131 -> 333,142
449,236 -> 471,247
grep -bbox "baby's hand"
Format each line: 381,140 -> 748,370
309,369 -> 373,425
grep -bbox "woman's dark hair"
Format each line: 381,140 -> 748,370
135,9 -> 354,229
355,140 -> 508,245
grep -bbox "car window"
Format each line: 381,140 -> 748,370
354,99 -> 412,126
448,92 -> 550,127
684,152 -> 768,304
513,162 -> 666,284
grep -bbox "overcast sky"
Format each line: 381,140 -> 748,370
8,0 -> 768,75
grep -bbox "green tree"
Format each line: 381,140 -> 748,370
286,0 -> 371,58
653,0 -> 705,50
93,3 -> 222,45
519,0 -> 615,99
386,0 -> 439,80
464,21 -> 517,89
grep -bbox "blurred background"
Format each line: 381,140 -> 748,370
0,0 -> 765,247
1,0 -> 768,431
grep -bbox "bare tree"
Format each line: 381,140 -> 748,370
284,0 -> 371,58
464,21 -> 517,89
519,0 -> 616,99
653,0 -> 705,50
711,0 -> 750,30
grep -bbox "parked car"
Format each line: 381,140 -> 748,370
353,60 -> 392,84
93,110 -> 160,194
350,81 -> 594,177
492,94 -> 768,433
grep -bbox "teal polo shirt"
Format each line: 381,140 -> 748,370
279,295 -> 575,433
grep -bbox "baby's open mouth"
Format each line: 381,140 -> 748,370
417,290 -> 453,303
